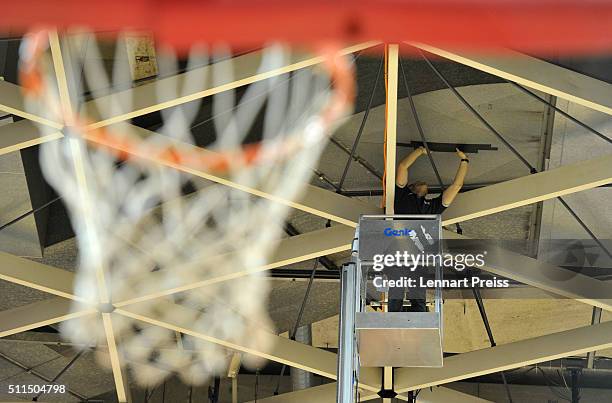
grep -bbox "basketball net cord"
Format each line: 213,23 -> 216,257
19,30 -> 355,385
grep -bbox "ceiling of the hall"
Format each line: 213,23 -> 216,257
0,37 -> 611,402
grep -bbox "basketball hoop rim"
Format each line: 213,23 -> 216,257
3,1 -> 612,55
19,30 -> 356,174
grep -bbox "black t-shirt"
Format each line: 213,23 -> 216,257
394,185 -> 446,215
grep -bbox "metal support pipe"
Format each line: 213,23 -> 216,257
528,94 -> 556,257
472,288 -> 495,346
0,196 -> 61,233
273,259 -> 319,395
399,59 -> 444,189
329,136 -> 384,180
419,50 -> 536,173
571,369 -> 581,403
472,287 -> 513,403
291,325 -> 314,391
557,198 -> 612,259
0,160 -> 127,234
314,168 -> 341,192
208,377 -> 220,403
587,307 -> 603,369
289,260 -> 318,340
338,59 -> 383,191
509,82 -> 612,145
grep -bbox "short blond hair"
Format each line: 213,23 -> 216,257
408,181 -> 427,193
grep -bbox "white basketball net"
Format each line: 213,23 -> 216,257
20,32 -> 354,386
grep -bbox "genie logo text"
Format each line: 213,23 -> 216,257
383,228 -> 415,237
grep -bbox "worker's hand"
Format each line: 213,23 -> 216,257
456,148 -> 467,159
415,146 -> 428,156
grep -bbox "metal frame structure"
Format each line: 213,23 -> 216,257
337,214 -> 444,402
0,34 -> 610,402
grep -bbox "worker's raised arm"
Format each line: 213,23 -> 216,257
442,148 -> 469,206
396,146 -> 426,188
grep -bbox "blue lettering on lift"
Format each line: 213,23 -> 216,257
383,228 -> 416,237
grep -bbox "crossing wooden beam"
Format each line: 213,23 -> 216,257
49,30 -> 131,403
0,298 -> 95,338
441,153 -> 612,225
0,119 -> 62,156
84,42 -> 379,129
116,150 -> 612,306
114,125 -> 381,228
411,43 -> 612,116
117,299 -> 382,392
0,252 -> 79,301
394,321 -> 612,393
445,231 -> 612,312
0,80 -> 62,128
115,225 -> 355,307
111,131 -> 609,229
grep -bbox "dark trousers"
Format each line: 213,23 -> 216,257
388,297 -> 427,312
386,266 -> 427,312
